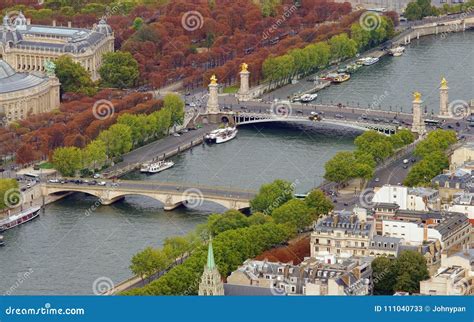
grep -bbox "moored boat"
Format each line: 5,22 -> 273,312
356,57 -> 380,66
206,127 -> 238,144
389,46 -> 405,56
140,160 -> 174,174
300,93 -> 318,102
0,206 -> 41,232
331,73 -> 351,84
0,234 -> 4,246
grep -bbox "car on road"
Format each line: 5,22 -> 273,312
403,165 -> 408,169
361,114 -> 368,120
172,133 -> 180,137
392,119 -> 400,124
111,182 -> 119,187
310,111 -> 319,116
48,179 -> 59,183
189,102 -> 197,108
411,158 -> 416,163
335,114 -> 344,119
403,159 -> 409,164
375,178 -> 380,182
88,180 -> 97,185
98,181 -> 106,186
93,173 -> 101,179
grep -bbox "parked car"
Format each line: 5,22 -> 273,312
98,181 -> 106,186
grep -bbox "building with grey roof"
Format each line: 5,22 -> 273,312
225,257 -> 372,295
0,59 -> 59,122
0,12 -> 114,81
369,235 -> 402,257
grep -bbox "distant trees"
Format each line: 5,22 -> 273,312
99,51 -> 139,89
404,129 -> 457,186
55,56 -> 97,95
52,146 -> 82,177
372,251 -> 429,294
304,189 -> 334,217
405,0 -> 438,21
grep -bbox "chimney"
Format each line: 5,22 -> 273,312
68,21 -> 72,28
52,20 -> 56,27
283,265 -> 290,279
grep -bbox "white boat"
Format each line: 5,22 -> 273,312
300,93 -> 318,102
0,234 -> 4,246
205,127 -> 238,144
140,160 -> 174,173
389,46 -> 405,56
357,57 -> 380,66
0,206 -> 41,232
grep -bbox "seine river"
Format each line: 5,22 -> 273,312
1,31 -> 473,295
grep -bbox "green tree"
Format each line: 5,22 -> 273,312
304,189 -> 334,217
0,179 -> 20,210
371,256 -> 396,295
132,17 -> 144,30
163,93 -> 185,126
55,56 -> 96,95
250,179 -> 294,213
329,33 -> 357,61
52,146 -> 82,177
393,251 -> 429,293
354,131 -> 394,162
271,199 -> 313,230
98,124 -> 133,158
99,51 -> 139,89
405,2 -> 423,21
324,151 -> 356,184
130,247 -> 170,281
82,139 -> 107,171
207,210 -> 250,236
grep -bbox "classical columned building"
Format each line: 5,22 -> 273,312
0,12 -> 114,81
0,59 -> 60,122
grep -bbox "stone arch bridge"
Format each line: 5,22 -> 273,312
41,181 -> 255,211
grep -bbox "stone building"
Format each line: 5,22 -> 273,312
0,59 -> 60,122
0,12 -> 114,81
310,212 -> 374,262
420,248 -> 473,295
226,257 -> 372,296
198,239 -> 224,296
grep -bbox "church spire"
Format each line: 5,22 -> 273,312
198,237 -> 225,296
207,237 -> 216,270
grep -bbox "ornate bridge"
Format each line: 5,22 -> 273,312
234,111 -> 399,134
41,181 -> 256,211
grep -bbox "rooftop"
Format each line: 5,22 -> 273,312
0,59 -> 50,94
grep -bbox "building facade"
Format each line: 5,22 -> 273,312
372,185 -> 440,212
0,12 -> 114,81
311,212 -> 373,262
0,59 -> 60,122
226,257 -> 373,296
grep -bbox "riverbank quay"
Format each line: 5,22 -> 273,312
102,124 -> 217,179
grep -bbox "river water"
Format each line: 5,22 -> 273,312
1,31 -> 473,295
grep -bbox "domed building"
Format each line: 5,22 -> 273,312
0,59 -> 60,122
0,12 -> 114,81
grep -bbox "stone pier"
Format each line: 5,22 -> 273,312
236,63 -> 251,101
206,75 -> 220,114
411,92 -> 426,135
438,77 -> 451,118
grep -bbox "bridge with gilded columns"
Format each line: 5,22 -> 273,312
41,180 -> 255,211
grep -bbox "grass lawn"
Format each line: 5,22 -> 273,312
38,162 -> 54,169
223,85 -> 239,94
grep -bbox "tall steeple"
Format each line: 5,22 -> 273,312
198,237 -> 224,296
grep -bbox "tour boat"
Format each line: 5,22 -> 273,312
321,73 -> 339,81
205,127 -> 238,144
331,73 -> 351,84
356,57 -> 379,66
389,46 -> 405,56
300,93 -> 318,102
140,160 -> 175,174
0,206 -> 41,232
